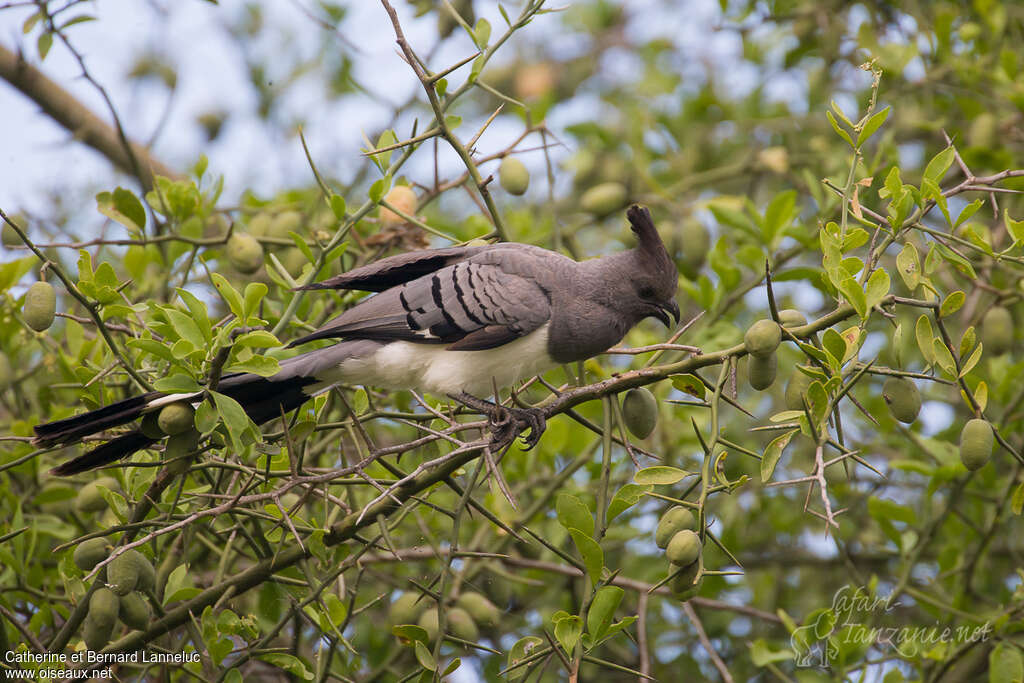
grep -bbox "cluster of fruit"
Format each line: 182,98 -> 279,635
388,590 -> 501,644
73,539 -> 155,649
655,506 -> 703,601
743,312 -> 997,472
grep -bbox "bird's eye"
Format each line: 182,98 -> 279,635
638,286 -> 655,299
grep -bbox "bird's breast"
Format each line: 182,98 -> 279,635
337,324 -> 555,397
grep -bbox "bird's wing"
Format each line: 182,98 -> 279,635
298,245 -> 494,292
289,258 -> 553,351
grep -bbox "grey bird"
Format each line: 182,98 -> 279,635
38,205 -> 679,475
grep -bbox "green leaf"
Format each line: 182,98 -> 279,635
369,175 -> 391,202
164,563 -> 198,604
761,429 -> 797,482
506,636 -> 544,681
212,391 -> 255,451
763,190 -> 796,243
940,291 -> 965,317
932,339 -> 957,378
569,529 -> 603,584
915,315 -> 935,366
959,343 -> 983,378
165,308 -> 206,349
37,31 -> 52,60
392,624 -> 429,646
856,107 -> 890,146
243,282 -> 268,320
989,642 -> 1024,683
259,654 -> 313,680
210,273 -> 244,319
1012,482 -> 1024,516
633,466 -> 689,485
556,494 -> 594,537
587,586 -> 624,641
864,269 -> 890,311
154,374 -> 201,394
923,147 -> 955,185
826,111 -> 854,148
670,374 -> 706,399
1005,209 -> 1024,246
96,187 -> 147,233
413,641 -> 436,671
750,639 -> 794,666
837,277 -> 867,318
226,355 -> 280,377
896,242 -> 920,291
553,613 -> 582,654
473,18 -> 491,48
329,195 -> 347,221
606,483 -> 651,522
126,338 -> 175,362
234,330 -> 281,348
955,199 -> 983,228
176,289 -> 212,342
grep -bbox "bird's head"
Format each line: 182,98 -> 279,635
625,205 -> 680,327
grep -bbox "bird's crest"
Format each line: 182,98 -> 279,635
626,205 -> 676,276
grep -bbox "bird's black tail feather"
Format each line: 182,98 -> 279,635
49,431 -> 158,477
33,392 -> 161,447
40,373 -> 320,476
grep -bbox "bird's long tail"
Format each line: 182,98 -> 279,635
37,340 -> 382,476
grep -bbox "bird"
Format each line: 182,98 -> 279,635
36,205 -> 680,476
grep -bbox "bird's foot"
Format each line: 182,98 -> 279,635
453,393 -> 547,449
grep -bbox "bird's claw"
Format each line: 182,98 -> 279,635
452,393 -> 546,450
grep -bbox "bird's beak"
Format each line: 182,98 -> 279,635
652,299 -> 681,327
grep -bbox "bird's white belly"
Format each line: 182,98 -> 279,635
339,324 -> 555,396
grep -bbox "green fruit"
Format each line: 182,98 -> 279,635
118,592 -> 152,630
785,369 -> 814,411
73,538 -> 110,571
270,210 -> 303,239
389,592 -> 426,625
281,247 -> 307,277
418,607 -> 439,642
882,377 -> 921,424
968,112 -> 997,148
82,614 -> 115,650
960,418 -> 994,471
75,477 -> 118,514
89,587 -> 121,629
23,281 -> 56,332
1,223 -> 20,247
665,530 -> 702,567
580,182 -> 628,216
748,353 -> 777,391
456,592 -> 500,628
107,551 -> 143,595
621,387 -> 658,439
744,319 -> 782,358
778,309 -> 807,328
669,560 -> 702,601
157,402 -> 195,436
499,157 -> 530,195
127,550 -> 155,593
226,232 -> 264,274
446,607 -> 479,642
981,306 -> 1014,356
139,413 -> 164,439
678,220 -> 711,274
247,212 -> 274,238
655,506 -> 696,549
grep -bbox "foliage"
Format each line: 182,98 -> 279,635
1,0 -> 1024,681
